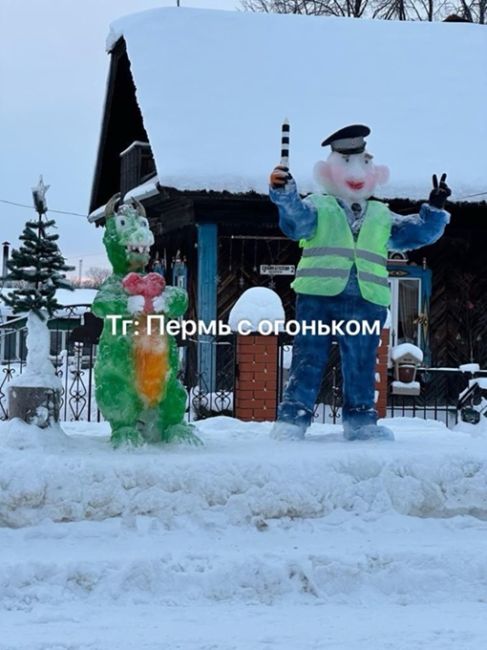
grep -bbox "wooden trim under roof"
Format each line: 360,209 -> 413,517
89,38 -> 151,214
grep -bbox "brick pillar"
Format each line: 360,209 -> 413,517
235,334 -> 278,422
375,327 -> 390,419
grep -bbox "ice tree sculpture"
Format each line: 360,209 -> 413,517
2,177 -> 73,427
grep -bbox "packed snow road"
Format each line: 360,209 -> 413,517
1,416 -> 486,649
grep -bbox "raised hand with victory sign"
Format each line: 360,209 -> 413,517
429,173 -> 451,209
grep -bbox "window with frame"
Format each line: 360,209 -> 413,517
389,277 -> 421,349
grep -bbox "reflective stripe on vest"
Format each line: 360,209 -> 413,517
291,195 -> 391,306
357,271 -> 389,287
302,246 -> 387,267
295,268 -> 350,279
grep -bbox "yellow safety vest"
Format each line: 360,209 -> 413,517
292,194 -> 391,306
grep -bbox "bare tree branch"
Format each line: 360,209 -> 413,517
241,0 -> 486,21
241,0 -> 370,17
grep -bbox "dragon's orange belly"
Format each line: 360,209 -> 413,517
134,315 -> 168,407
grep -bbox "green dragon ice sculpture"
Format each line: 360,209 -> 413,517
92,195 -> 197,446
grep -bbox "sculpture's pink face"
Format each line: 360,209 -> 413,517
314,151 -> 389,203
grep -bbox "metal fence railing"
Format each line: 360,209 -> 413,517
276,336 -> 487,428
388,367 -> 487,428
0,305 -> 101,422
180,334 -> 236,421
1,311 -> 484,429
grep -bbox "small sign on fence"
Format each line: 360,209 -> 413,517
260,264 -> 295,276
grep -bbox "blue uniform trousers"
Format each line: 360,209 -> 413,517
279,274 -> 387,431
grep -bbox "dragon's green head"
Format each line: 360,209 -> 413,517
103,195 -> 154,275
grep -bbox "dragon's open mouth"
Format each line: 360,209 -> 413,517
126,245 -> 150,254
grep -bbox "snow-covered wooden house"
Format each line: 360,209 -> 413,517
89,8 -> 487,378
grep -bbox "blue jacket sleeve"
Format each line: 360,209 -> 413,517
269,180 -> 317,241
389,204 -> 450,252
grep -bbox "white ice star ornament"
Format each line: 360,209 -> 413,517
32,175 -> 50,214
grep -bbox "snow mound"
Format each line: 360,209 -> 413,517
459,363 -> 480,373
228,287 -> 285,332
0,419 -> 70,452
2,416 -> 487,647
2,514 -> 487,610
391,343 -> 423,362
1,417 -> 487,529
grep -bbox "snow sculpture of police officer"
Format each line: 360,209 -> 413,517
269,124 -> 451,441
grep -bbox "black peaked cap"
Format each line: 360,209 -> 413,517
321,124 -> 371,154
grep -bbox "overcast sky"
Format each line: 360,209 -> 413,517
0,0 -> 236,277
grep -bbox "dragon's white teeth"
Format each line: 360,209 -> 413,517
126,244 -> 149,254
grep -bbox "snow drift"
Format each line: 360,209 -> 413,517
1,417 -> 487,530
2,416 -> 487,648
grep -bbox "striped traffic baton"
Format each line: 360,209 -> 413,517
280,118 -> 290,168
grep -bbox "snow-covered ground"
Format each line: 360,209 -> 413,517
1,415 -> 487,649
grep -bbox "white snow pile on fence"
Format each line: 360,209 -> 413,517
460,363 -> 480,373
1,415 -> 487,649
228,287 -> 285,332
391,342 -> 424,362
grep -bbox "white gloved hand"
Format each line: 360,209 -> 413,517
152,294 -> 167,313
127,295 -> 145,315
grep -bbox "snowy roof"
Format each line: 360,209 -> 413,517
106,8 -> 487,203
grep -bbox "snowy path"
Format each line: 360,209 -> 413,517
3,602 -> 487,650
1,416 -> 487,649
